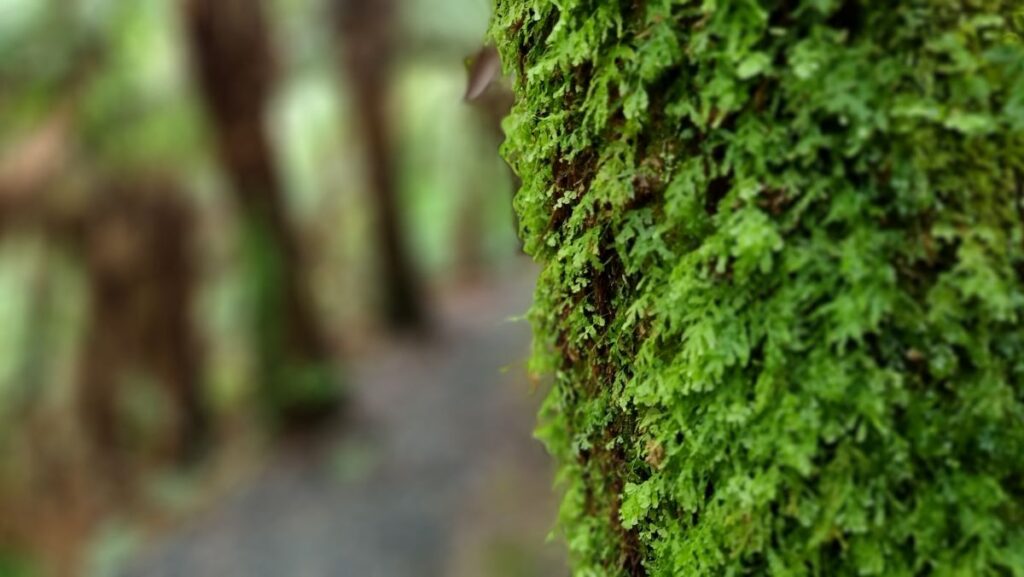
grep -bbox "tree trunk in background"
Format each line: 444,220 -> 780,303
182,0 -> 340,424
495,1 -> 1024,575
0,175 -> 209,572
464,45 -> 522,253
77,177 -> 208,468
0,112 -> 210,466
334,0 -> 426,331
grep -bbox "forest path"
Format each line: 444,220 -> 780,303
121,268 -> 564,577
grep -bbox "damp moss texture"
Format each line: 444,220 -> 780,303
492,1 -> 1024,575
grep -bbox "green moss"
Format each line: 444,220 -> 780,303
493,1 -> 1024,575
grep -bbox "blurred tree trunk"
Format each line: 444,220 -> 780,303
464,45 -> 521,245
182,0 -> 340,424
0,110 -> 210,466
77,178 -> 208,468
333,0 -> 426,331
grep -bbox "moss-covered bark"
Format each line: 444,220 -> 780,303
494,1 -> 1024,575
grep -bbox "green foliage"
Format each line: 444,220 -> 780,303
0,550 -> 38,577
492,1 -> 1024,575
0,0 -> 203,169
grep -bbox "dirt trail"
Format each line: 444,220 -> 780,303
121,271 -> 565,577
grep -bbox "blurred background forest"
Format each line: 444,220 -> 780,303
0,0 -> 558,575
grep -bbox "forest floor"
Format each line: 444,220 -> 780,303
118,265 -> 566,577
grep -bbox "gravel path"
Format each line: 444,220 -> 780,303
121,274 -> 565,577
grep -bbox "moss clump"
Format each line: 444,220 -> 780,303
493,1 -> 1024,575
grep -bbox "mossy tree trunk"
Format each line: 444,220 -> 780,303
494,1 -> 1024,575
183,0 -> 341,425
